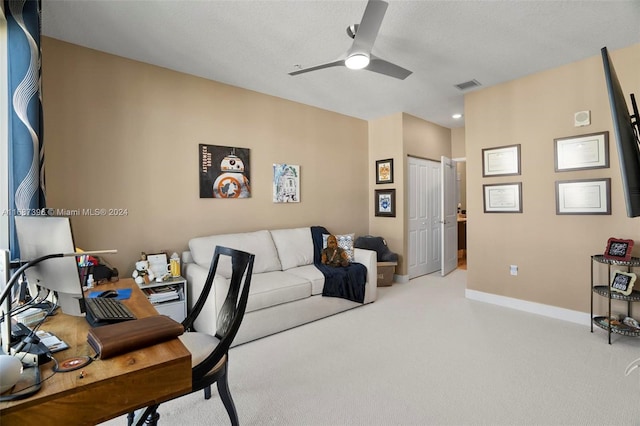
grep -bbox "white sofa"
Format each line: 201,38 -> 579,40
182,227 -> 377,346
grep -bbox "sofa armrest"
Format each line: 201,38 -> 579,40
354,248 -> 377,303
183,260 -> 227,336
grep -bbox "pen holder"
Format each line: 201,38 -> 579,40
79,265 -> 94,287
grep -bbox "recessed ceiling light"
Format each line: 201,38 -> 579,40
452,113 -> 463,119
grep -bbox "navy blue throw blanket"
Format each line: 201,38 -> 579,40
311,226 -> 367,303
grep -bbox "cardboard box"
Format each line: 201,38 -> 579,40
377,262 -> 397,287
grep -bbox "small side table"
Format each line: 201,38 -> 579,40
137,276 -> 187,323
377,262 -> 397,287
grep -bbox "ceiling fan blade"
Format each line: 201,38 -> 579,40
350,0 -> 388,54
367,56 -> 412,80
289,59 -> 344,76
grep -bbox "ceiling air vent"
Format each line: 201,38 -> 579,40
454,79 -> 481,91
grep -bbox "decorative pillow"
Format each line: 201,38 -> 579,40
322,233 -> 355,262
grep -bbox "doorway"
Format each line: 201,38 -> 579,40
454,158 -> 467,269
407,156 -> 441,279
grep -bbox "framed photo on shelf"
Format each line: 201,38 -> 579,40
555,178 -> 611,215
604,237 -> 634,262
146,253 -> 169,279
554,131 -> 609,172
375,159 -> 394,184
482,144 -> 521,177
483,182 -> 522,213
375,189 -> 396,217
610,271 -> 636,296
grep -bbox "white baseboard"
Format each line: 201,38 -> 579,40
393,274 -> 409,284
465,289 -> 590,326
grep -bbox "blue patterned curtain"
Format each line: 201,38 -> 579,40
6,0 -> 45,259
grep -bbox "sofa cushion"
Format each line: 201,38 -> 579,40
322,233 -> 355,261
286,264 -> 325,295
189,230 -> 281,277
270,227 -> 314,270
216,271 -> 312,314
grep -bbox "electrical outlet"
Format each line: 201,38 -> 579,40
510,265 -> 518,276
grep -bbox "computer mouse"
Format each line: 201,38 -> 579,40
97,290 -> 119,298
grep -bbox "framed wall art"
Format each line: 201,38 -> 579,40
554,131 -> 609,172
483,182 -> 522,213
555,178 -> 610,215
376,159 -> 394,184
482,144 -> 521,177
199,144 -> 251,199
604,237 -> 634,262
375,189 -> 396,217
273,163 -> 300,203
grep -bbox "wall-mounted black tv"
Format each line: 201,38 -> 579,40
601,47 -> 640,218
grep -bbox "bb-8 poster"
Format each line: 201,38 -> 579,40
199,144 -> 251,199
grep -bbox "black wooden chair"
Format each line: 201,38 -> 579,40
129,246 -> 255,426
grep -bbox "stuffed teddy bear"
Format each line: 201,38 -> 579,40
132,253 -> 156,285
321,234 -> 350,267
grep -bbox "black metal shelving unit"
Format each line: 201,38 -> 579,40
590,254 -> 640,344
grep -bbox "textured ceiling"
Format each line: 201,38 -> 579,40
41,0 -> 640,129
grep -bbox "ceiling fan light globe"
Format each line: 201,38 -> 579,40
345,53 -> 370,70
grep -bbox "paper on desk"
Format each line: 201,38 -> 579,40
36,330 -> 69,353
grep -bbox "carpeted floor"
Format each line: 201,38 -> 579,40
101,269 -> 640,425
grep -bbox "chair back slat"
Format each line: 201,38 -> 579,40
216,247 -> 253,338
188,246 -> 254,380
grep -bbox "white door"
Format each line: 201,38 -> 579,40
408,157 -> 441,279
441,156 -> 458,276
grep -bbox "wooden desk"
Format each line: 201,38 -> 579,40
0,279 -> 191,425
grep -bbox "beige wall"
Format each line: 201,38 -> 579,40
465,43 -> 640,314
42,38 -> 369,274
368,112 -> 452,275
41,36 -> 637,316
451,128 -> 466,210
368,113 -> 404,268
403,113 -> 452,161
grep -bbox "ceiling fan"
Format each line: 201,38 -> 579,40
289,0 -> 412,80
